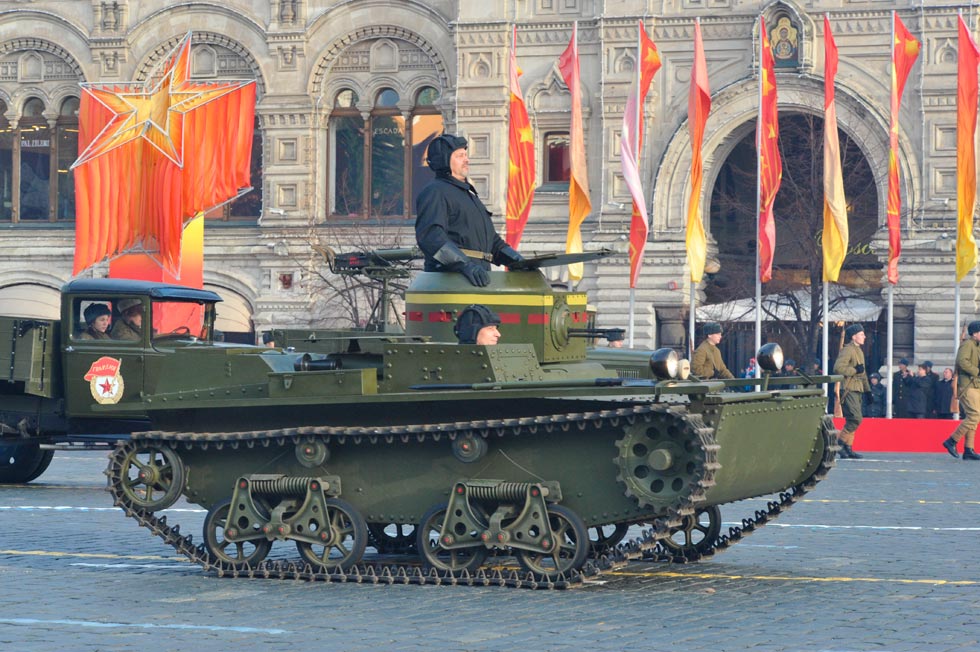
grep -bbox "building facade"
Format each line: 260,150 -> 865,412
0,0 -> 975,367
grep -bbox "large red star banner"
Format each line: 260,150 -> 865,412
72,32 -> 256,277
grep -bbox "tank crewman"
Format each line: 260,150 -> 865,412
110,298 -> 143,341
691,322 -> 735,380
79,303 -> 112,340
942,320 -> 980,461
833,323 -> 870,459
415,134 -> 523,287
454,304 -> 501,345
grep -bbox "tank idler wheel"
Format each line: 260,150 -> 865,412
515,504 -> 589,580
203,498 -> 273,568
417,504 -> 489,574
0,442 -> 54,484
368,522 -> 417,555
588,522 -> 630,555
295,498 -> 368,571
119,444 -> 185,511
662,505 -> 722,556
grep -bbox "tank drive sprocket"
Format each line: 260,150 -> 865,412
614,410 -> 718,514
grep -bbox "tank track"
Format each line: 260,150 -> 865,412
104,406 -> 834,589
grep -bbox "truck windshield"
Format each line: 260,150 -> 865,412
151,300 -> 210,342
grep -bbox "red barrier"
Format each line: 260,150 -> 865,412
833,417 -> 964,453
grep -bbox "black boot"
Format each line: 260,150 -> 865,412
963,447 -> 980,461
942,437 -> 960,459
843,442 -> 864,459
837,440 -> 853,459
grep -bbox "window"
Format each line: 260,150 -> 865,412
542,131 -> 571,189
328,85 -> 443,219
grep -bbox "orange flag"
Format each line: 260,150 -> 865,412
558,22 -> 592,281
72,32 -> 256,276
887,12 -> 921,285
758,16 -> 782,284
686,19 -> 710,284
957,14 -> 979,282
505,26 -> 535,249
823,15 -> 849,283
626,20 -> 662,288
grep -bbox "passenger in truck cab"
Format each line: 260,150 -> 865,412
79,303 -> 111,340
454,304 -> 501,346
110,298 -> 143,341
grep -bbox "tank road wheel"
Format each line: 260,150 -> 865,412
588,522 -> 630,555
203,499 -> 272,568
0,442 -> 54,484
118,444 -> 185,511
516,504 -> 589,580
417,504 -> 489,574
661,505 -> 722,558
368,523 -> 417,555
295,498 -> 368,571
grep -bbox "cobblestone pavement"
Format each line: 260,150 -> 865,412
0,451 -> 977,652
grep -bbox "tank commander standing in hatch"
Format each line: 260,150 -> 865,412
454,304 -> 502,346
834,323 -> 870,460
415,134 -> 524,286
110,299 -> 143,341
692,322 -> 734,380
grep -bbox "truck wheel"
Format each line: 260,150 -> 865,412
0,442 -> 54,484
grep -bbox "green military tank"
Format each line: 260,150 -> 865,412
1,250 -> 838,587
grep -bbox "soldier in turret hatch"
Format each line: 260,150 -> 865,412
415,134 -> 524,286
454,305 -> 501,346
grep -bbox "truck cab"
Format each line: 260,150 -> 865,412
60,279 -> 222,421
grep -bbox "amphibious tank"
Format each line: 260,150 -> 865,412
96,250 -> 838,588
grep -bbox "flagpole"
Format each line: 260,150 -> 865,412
754,17 -> 763,377
822,281 -> 829,396
885,11 -> 896,418
628,21 -> 642,348
955,283 -> 962,354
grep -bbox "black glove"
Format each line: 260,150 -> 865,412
495,245 -> 525,269
854,364 -> 865,374
460,262 -> 490,286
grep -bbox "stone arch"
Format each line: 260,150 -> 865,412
0,272 -> 65,320
652,74 -> 912,242
310,25 -> 452,100
0,38 -> 85,81
132,32 -> 266,95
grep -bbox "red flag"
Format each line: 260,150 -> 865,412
686,20 -> 710,284
823,15 -> 849,283
558,22 -> 592,281
758,17 -> 782,284
626,20 -> 662,288
505,26 -> 535,249
887,12 -> 921,284
957,14 -> 979,282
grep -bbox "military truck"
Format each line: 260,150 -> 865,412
0,255 -> 839,586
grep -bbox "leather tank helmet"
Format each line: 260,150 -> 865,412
426,134 -> 468,176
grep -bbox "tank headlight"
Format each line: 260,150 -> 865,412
649,348 -> 679,380
677,358 -> 691,380
757,343 -> 783,373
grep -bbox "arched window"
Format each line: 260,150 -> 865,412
0,101 -> 12,220
18,97 -> 54,221
327,83 -> 443,219
56,97 -> 79,219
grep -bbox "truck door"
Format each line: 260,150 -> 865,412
63,297 -> 146,421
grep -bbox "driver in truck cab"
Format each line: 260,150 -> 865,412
111,298 -> 143,341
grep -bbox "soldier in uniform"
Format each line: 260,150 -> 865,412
79,303 -> 111,340
110,298 -> 143,341
891,358 -> 911,418
833,323 -> 870,459
415,134 -> 523,286
691,322 -> 734,380
942,320 -> 980,460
